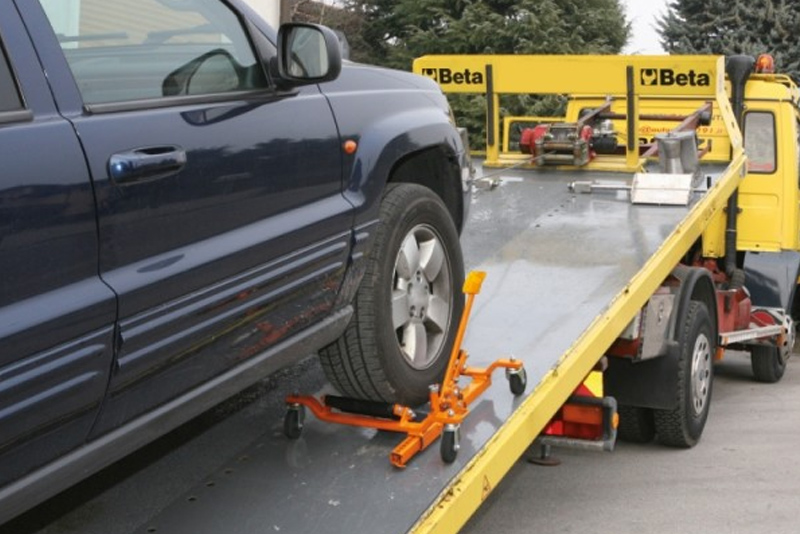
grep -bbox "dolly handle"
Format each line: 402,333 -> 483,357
463,270 -> 486,295
442,271 -> 486,390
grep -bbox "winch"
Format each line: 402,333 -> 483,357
519,100 -> 617,166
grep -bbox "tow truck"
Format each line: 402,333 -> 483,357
13,54 -> 800,534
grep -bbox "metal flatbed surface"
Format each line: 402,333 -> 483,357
104,163 -> 732,534
8,158 -> 743,534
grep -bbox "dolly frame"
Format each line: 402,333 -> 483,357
284,271 -> 526,468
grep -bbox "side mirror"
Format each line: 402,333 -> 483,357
276,23 -> 342,86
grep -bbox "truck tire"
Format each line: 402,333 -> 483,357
750,345 -> 787,383
616,405 -> 655,443
653,301 -> 714,448
319,183 -> 464,406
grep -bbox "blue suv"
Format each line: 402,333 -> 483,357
0,0 -> 469,522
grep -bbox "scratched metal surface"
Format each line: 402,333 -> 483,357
9,164 -> 728,534
118,166 -> 697,534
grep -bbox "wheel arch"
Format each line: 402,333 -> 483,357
670,265 -> 718,345
743,250 -> 800,311
605,265 -> 718,411
342,109 -> 469,234
388,145 -> 465,232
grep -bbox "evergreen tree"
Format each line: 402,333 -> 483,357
341,0 -> 630,147
659,0 -> 800,79
346,0 -> 629,70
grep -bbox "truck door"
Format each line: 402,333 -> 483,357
23,0 -> 351,435
740,109 -> 781,249
0,6 -> 116,487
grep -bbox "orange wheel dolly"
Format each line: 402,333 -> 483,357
283,271 -> 527,467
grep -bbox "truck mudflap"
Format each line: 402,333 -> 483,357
743,250 -> 800,310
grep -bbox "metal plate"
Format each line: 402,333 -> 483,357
631,172 -> 693,205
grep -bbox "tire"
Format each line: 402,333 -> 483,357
616,405 -> 655,443
653,301 -> 714,448
319,183 -> 465,406
751,345 -> 787,383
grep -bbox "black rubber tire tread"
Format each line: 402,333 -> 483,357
616,404 -> 655,443
284,408 -> 303,439
751,344 -> 786,383
653,301 -> 714,448
319,183 -> 464,406
509,368 -> 527,396
440,429 -> 458,464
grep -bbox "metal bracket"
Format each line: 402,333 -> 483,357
570,172 -> 701,206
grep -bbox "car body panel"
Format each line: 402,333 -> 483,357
0,0 -> 468,523
0,3 -> 116,488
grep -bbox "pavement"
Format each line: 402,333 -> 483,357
462,349 -> 800,534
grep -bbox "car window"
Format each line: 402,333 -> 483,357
744,111 -> 776,174
38,0 -> 267,105
0,39 -> 24,113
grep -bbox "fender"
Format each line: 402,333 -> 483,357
320,65 -> 470,310
605,266 -> 717,410
743,250 -> 800,310
345,111 -> 465,218
321,65 -> 469,229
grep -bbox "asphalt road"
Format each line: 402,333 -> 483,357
462,349 -> 800,534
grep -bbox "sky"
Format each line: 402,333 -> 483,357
622,0 -> 671,54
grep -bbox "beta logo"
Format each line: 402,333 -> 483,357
640,68 -> 710,87
421,67 -> 484,85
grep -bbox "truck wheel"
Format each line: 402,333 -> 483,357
653,301 -> 714,448
616,405 -> 655,443
319,183 -> 464,406
751,345 -> 787,383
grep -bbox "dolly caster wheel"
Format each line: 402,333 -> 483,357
507,366 -> 527,396
440,424 -> 461,463
284,404 -> 305,439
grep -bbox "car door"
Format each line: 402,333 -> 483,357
24,0 -> 352,435
0,6 -> 116,487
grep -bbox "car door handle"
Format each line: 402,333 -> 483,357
108,146 -> 187,185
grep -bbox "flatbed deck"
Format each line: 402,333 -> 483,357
10,157 -> 742,534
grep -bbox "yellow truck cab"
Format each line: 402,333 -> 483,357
736,68 -> 800,253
